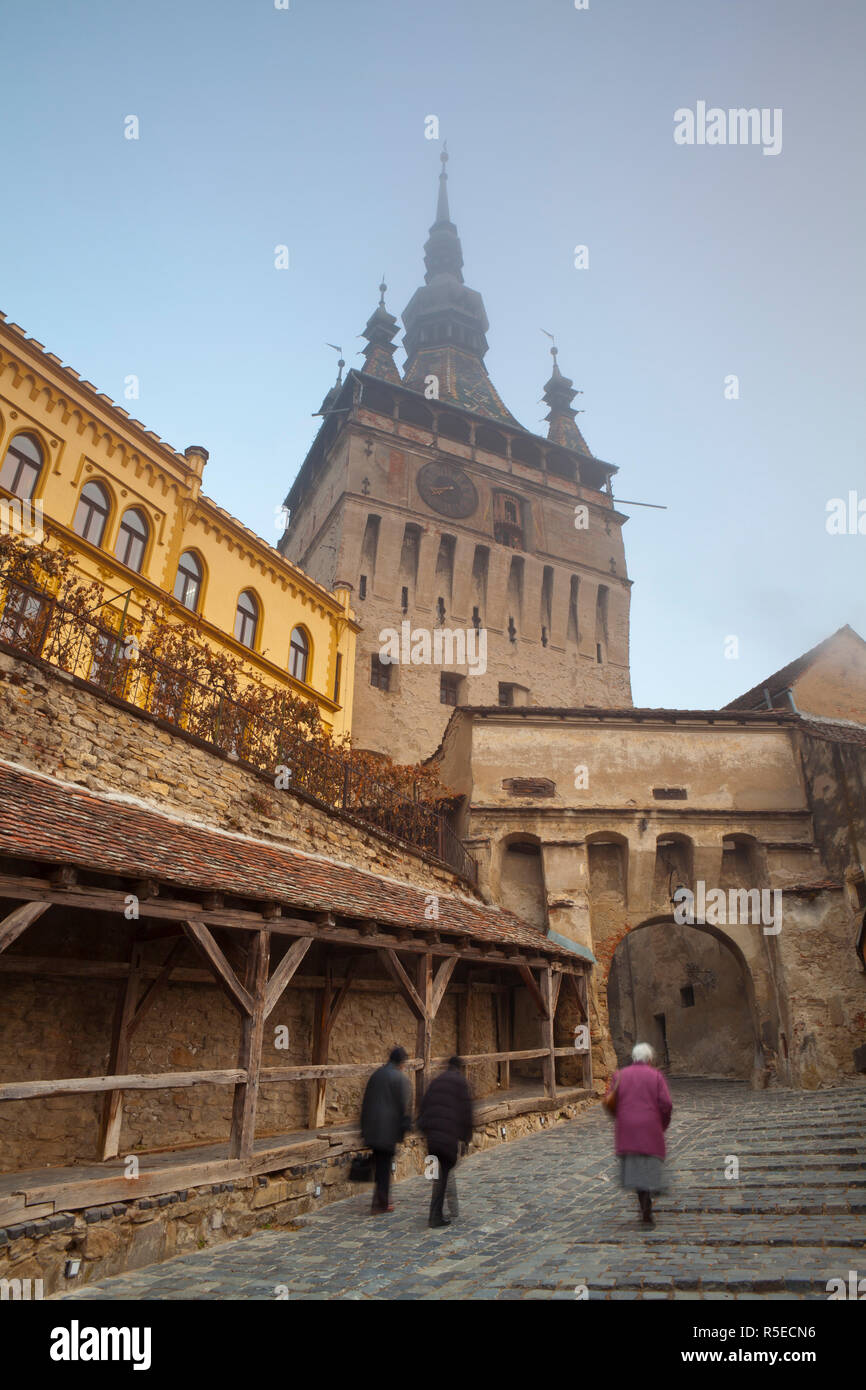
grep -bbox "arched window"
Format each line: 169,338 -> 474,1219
173,551 -> 203,612
0,433 -> 43,500
234,590 -> 259,649
288,626 -> 309,682
73,481 -> 111,546
115,508 -> 149,572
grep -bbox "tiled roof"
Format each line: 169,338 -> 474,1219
724,626 -> 866,710
0,762 -> 584,960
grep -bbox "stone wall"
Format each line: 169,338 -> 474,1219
0,1090 -> 597,1297
0,645 -> 473,898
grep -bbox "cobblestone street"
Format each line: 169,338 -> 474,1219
55,1080 -> 866,1301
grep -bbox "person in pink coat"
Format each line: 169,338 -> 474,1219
606,1042 -> 673,1227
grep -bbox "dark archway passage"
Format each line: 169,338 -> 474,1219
607,917 -> 757,1079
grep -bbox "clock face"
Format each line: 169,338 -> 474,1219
416,462 -> 478,519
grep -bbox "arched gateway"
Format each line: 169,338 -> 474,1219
606,915 -> 764,1081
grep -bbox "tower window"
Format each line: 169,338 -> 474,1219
401,586 -> 409,613
440,673 -> 461,707
508,616 -> 517,644
359,574 -> 367,600
596,643 -> 603,664
541,626 -> 548,647
370,654 -> 390,691
472,605 -> 481,631
680,985 -> 695,1009
333,652 -> 342,703
436,597 -> 446,624
498,683 -> 515,707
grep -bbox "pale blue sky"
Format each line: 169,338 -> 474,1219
4,0 -> 864,708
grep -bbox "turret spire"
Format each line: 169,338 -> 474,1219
359,278 -> 400,383
541,334 -> 591,453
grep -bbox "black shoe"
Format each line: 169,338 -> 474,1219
429,1216 -> 451,1228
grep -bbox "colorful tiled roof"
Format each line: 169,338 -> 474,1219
0,762 -> 587,960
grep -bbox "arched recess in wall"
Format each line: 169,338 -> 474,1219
653,832 -> 694,905
585,830 -> 629,905
497,833 -> 547,932
606,914 -> 763,1081
719,832 -> 764,889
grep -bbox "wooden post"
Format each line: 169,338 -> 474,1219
540,965 -> 557,1100
496,985 -> 511,1092
415,953 -> 433,1109
458,976 -> 471,1057
579,972 -> 593,1090
229,928 -> 270,1160
308,963 -> 332,1129
99,939 -> 144,1160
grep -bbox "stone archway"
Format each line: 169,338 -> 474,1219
606,914 -> 762,1080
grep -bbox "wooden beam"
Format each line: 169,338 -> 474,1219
550,970 -> 564,1020
377,948 -> 426,1020
229,928 -> 270,1160
98,938 -> 145,1161
0,956 -> 510,992
432,1048 -> 548,1066
0,900 -> 51,955
415,953 -> 433,1105
264,1059 -> 423,1082
182,920 -> 253,1016
128,939 -> 186,1035
496,988 -> 511,1090
0,1069 -> 245,1101
578,973 -> 593,1090
263,936 -> 313,1020
0,873 -> 573,969
540,965 -> 557,1100
308,963 -> 332,1129
430,955 -> 458,1018
515,961 -> 549,1019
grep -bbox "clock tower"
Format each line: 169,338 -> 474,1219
278,153 -> 633,762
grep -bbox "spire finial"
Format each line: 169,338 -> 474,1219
326,342 -> 345,383
435,142 -> 451,224
378,276 -> 387,307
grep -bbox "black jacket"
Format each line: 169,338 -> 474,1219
361,1063 -> 412,1152
417,1067 -> 474,1163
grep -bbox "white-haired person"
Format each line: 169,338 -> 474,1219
603,1042 -> 673,1227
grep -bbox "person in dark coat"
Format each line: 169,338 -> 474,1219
417,1056 -> 473,1229
360,1046 -> 412,1214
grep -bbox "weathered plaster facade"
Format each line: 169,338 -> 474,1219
437,707 -> 866,1089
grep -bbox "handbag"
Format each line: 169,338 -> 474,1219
602,1075 -> 619,1116
348,1152 -> 374,1183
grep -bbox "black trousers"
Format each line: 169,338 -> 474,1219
429,1151 -> 456,1223
372,1149 -> 394,1209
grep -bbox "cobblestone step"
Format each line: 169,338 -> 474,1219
53,1079 -> 866,1301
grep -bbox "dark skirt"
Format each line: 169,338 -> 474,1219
620,1153 -> 668,1192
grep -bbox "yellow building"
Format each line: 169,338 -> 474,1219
0,312 -> 358,740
